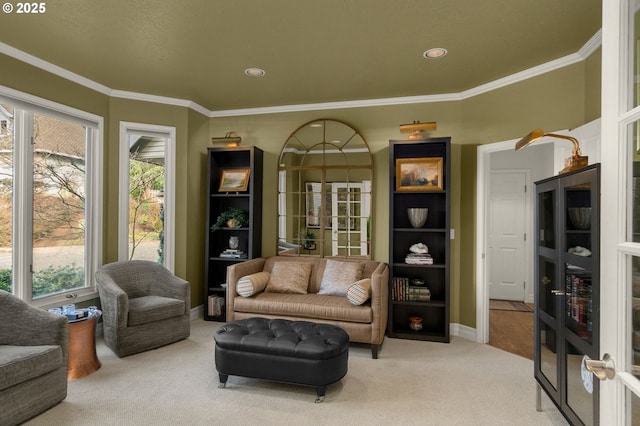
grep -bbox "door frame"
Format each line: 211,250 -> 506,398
487,169 -> 531,303
476,139 -> 537,343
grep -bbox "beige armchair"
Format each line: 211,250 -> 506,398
95,260 -> 190,357
0,290 -> 68,426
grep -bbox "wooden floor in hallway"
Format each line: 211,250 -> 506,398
488,302 -> 534,360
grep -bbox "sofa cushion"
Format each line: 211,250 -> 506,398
318,259 -> 364,296
0,344 -> 63,391
265,262 -> 312,294
347,278 -> 372,305
128,295 -> 185,326
233,292 -> 372,323
237,272 -> 270,297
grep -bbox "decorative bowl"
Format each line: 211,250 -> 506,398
568,207 -> 591,230
407,208 -> 428,228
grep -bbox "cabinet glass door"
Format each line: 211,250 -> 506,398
561,167 -> 599,426
538,190 -> 556,249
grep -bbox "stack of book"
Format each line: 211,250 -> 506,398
392,277 -> 431,302
219,249 -> 247,259
407,286 -> 431,302
208,295 -> 225,317
405,252 -> 433,265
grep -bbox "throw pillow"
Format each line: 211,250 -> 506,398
265,261 -> 312,294
347,278 -> 372,305
318,259 -> 365,296
236,271 -> 270,297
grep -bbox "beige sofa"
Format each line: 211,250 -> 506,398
226,256 -> 389,358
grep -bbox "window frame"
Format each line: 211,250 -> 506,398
0,84 -> 103,308
118,122 -> 175,272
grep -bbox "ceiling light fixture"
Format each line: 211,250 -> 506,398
400,121 -> 437,140
515,128 -> 588,174
244,67 -> 266,77
423,48 -> 448,59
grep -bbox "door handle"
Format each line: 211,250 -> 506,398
584,353 -> 615,380
551,289 -> 566,296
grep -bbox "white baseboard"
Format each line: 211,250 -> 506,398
450,323 -> 478,342
191,304 -> 204,321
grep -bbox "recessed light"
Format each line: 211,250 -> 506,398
423,48 -> 448,59
244,67 -> 266,77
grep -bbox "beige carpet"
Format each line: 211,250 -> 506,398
25,319 -> 568,426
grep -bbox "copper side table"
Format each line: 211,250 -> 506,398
67,310 -> 102,381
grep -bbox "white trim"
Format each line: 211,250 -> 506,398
600,0 -> 628,423
12,110 -> 33,301
110,90 -> 210,117
190,304 -> 204,321
118,122 -> 176,273
450,323 -> 477,342
475,139 -> 530,343
0,31 -> 602,117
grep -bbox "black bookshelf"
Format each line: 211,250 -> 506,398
203,146 -> 263,321
387,137 -> 451,342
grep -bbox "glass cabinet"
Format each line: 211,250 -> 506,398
534,164 -> 600,425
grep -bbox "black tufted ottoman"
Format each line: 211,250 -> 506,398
214,317 -> 349,402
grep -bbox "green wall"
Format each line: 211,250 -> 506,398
0,47 -> 601,329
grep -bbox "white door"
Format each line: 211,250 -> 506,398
488,171 -> 527,301
599,0 -> 640,423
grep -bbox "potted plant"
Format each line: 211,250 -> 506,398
211,208 -> 248,231
299,227 -> 316,250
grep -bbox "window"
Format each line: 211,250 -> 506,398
0,87 -> 103,307
118,122 -> 175,272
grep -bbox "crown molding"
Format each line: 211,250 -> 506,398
110,90 -> 210,116
0,42 -> 112,95
0,30 -> 602,118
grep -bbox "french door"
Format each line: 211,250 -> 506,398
600,0 -> 640,423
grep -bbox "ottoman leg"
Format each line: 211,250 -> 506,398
218,373 -> 228,389
315,385 -> 326,403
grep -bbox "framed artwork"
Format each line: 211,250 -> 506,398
219,168 -> 250,192
395,157 -> 443,191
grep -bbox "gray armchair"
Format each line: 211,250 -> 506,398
95,260 -> 190,357
0,290 -> 68,426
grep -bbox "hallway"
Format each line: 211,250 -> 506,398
488,300 -> 534,360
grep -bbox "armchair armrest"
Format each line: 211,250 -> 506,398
95,271 -> 130,329
150,268 -> 191,315
225,257 -> 267,321
369,263 -> 389,344
0,291 -> 69,362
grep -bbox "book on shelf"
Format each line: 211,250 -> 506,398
219,249 -> 247,259
208,295 -> 225,317
392,277 -> 431,302
405,253 -> 433,265
565,272 -> 592,330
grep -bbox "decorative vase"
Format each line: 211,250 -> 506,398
409,316 -> 423,332
229,236 -> 239,249
407,208 -> 428,228
568,207 -> 591,230
226,219 -> 239,228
